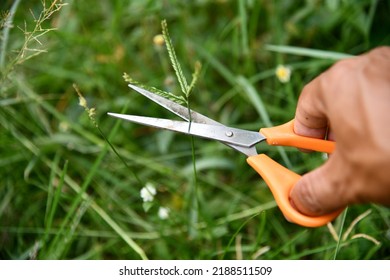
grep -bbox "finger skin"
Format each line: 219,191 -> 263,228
290,46 -> 390,216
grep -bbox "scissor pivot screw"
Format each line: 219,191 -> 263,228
225,131 -> 234,137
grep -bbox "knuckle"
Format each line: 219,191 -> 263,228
293,176 -> 324,216
370,46 -> 390,56
328,58 -> 355,78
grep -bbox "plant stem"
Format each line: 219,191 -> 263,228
186,100 -> 199,238
0,0 -> 21,71
333,207 -> 348,260
97,124 -> 143,187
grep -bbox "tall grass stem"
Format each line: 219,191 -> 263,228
333,208 -> 348,260
0,0 -> 21,70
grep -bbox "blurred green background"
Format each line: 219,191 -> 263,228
1,0 -> 389,259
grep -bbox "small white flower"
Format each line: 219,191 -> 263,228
275,65 -> 291,83
158,207 -> 170,220
140,183 -> 157,202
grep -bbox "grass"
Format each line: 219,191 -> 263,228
1,0 -> 390,260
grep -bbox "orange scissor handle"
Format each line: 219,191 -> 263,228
260,120 -> 335,153
247,154 -> 343,227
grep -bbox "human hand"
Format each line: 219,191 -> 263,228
290,46 -> 390,216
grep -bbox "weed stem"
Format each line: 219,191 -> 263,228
0,0 -> 21,70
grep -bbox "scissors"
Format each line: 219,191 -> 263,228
108,84 -> 343,227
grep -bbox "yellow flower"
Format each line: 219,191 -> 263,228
275,65 -> 291,83
153,34 -> 165,47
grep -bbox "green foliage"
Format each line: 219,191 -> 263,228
0,0 -> 389,260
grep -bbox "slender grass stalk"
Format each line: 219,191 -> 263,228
43,156 -> 67,243
0,0 -> 21,70
326,209 -> 381,256
264,45 -> 354,60
51,200 -> 91,259
56,162 -> 149,259
342,209 -> 372,241
188,133 -> 199,238
44,152 -> 58,226
72,85 -> 151,258
1,0 -> 66,78
333,207 -> 348,260
15,1 -> 66,64
351,233 -> 380,246
8,106 -> 148,259
0,181 -> 14,219
4,0 -> 388,260
46,139 -> 109,258
221,213 -> 259,259
364,0 -> 379,47
238,0 -> 249,55
161,19 -> 202,238
9,75 -> 148,259
267,230 -> 308,259
186,65 -> 201,238
327,223 -> 339,242
236,76 -> 292,169
254,211 -> 267,251
74,84 -> 143,187
195,43 -> 237,83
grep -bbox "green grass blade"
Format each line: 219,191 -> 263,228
47,161 -> 67,230
47,145 -> 148,259
44,152 -> 61,227
238,0 -> 249,55
0,182 -> 14,219
264,45 -> 355,60
221,213 -> 259,259
43,156 -> 67,245
45,145 -> 109,258
8,86 -> 148,259
333,207 -> 349,260
195,43 -> 237,83
50,158 -> 149,260
14,76 -> 102,145
3,1 -> 389,260
236,76 -> 292,168
0,0 -> 21,70
236,76 -> 272,126
160,20 -> 203,239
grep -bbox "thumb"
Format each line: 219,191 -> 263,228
290,152 -> 348,216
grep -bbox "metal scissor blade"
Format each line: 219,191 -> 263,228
107,113 -> 266,149
128,84 -> 220,125
126,84 -> 260,156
